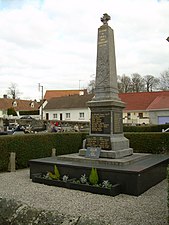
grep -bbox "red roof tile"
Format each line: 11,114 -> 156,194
45,94 -> 93,110
44,89 -> 88,100
147,96 -> 169,110
0,98 -> 40,111
119,91 -> 169,111
44,91 -> 169,111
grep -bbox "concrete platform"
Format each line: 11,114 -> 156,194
29,153 -> 169,196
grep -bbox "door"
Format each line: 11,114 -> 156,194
158,116 -> 169,124
46,113 -> 49,120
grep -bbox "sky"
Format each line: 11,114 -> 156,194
0,0 -> 169,100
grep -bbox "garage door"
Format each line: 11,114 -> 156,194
158,116 -> 169,124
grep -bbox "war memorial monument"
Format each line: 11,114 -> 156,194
30,14 -> 169,196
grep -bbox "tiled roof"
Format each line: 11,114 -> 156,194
147,96 -> 169,110
0,98 -> 40,111
119,91 -> 169,111
44,91 -> 169,111
44,94 -> 94,109
44,89 -> 88,100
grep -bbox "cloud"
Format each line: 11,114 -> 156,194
0,0 -> 169,100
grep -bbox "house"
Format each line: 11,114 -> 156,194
44,94 -> 92,122
0,96 -> 40,119
43,91 -> 169,125
120,91 -> 169,125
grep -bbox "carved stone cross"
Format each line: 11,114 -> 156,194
101,13 -> 111,25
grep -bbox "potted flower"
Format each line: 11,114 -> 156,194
32,165 -> 70,188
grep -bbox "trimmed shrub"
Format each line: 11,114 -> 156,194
19,110 -> 39,115
89,168 -> 99,185
0,133 -> 85,172
7,108 -> 17,116
123,124 -> 169,132
124,132 -> 169,154
1,131 -> 169,172
167,166 -> 169,224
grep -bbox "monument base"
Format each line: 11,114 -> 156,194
29,153 -> 169,196
79,148 -> 133,158
84,134 -> 133,158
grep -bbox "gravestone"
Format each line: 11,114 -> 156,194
79,13 -> 133,158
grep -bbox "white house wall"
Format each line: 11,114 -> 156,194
45,107 -> 150,124
149,110 -> 169,124
123,111 -> 149,125
44,108 -> 91,122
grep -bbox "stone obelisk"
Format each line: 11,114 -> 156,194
79,13 -> 133,158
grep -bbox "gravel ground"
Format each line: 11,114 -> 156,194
0,169 -> 168,225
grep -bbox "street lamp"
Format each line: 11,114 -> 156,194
38,83 -> 44,120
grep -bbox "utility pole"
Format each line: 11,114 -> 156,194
38,83 -> 44,120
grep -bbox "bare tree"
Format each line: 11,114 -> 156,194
131,73 -> 145,92
118,74 -> 132,93
7,83 -> 21,99
159,69 -> 169,90
143,75 -> 160,92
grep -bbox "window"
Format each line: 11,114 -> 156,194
79,112 -> 84,119
66,113 -> 70,119
12,101 -> 17,107
138,113 -> 143,118
30,102 -> 34,108
127,113 -> 131,120
53,114 -> 57,119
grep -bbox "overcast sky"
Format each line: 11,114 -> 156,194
0,0 -> 169,100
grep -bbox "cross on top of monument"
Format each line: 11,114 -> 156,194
101,13 -> 111,25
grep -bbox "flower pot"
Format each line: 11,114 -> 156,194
31,173 -> 121,196
69,182 -> 121,196
32,173 -> 70,188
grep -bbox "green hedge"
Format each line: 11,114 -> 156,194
19,110 -> 39,115
123,124 -> 169,132
167,166 -> 169,224
1,132 -> 169,172
0,133 -> 86,172
124,132 -> 169,154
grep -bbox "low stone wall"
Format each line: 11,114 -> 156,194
0,198 -> 108,225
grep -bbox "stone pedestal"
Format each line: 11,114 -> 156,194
79,99 -> 133,158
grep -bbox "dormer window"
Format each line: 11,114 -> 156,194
12,101 -> 17,107
30,102 -> 34,108
79,91 -> 84,96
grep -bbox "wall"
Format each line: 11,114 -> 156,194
44,108 -> 91,122
123,111 -> 149,125
149,110 -> 169,124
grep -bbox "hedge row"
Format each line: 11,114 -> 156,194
125,132 -> 169,154
165,166 -> 169,224
0,133 -> 86,172
1,132 -> 169,172
123,124 -> 169,132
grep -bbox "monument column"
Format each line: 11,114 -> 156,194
79,13 -> 133,158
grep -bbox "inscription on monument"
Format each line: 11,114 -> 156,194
113,112 -> 123,134
91,111 -> 111,134
86,136 -> 111,150
98,29 -> 107,47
